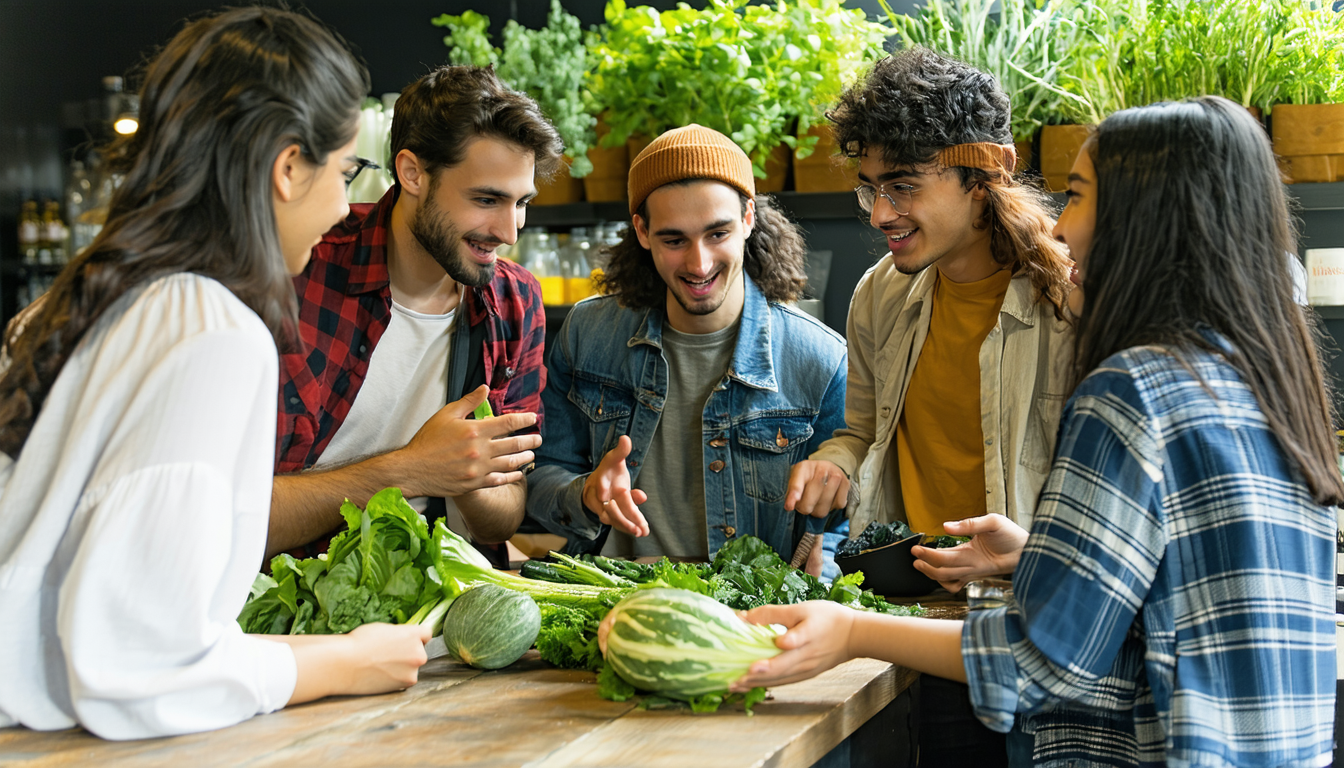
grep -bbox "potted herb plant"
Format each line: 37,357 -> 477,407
433,0 -> 596,204
1267,1 -> 1344,183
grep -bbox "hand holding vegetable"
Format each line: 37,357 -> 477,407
582,435 -> 649,537
784,460 -> 850,517
729,601 -> 857,692
911,513 -> 1027,593
397,385 -> 541,498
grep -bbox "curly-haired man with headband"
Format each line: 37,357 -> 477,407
267,65 -> 563,563
785,48 -> 1074,765
527,125 -> 849,575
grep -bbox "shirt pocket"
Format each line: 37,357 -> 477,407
1019,392 -> 1065,474
569,375 -> 637,462
735,414 -> 815,502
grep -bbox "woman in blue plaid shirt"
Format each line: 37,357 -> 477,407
733,96 -> 1343,767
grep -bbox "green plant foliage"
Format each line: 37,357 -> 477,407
433,1 -> 598,176
1057,0 -> 1344,122
585,0 -> 891,176
884,0 -> 1088,141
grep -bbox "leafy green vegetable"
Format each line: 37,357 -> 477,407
925,534 -> 971,549
238,488 -> 447,636
536,604 -> 604,670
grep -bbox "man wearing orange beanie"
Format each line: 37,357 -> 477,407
526,125 -> 849,575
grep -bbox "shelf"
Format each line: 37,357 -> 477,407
1289,183 -> 1344,212
1312,305 -> 1344,320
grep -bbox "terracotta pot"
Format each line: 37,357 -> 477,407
626,133 -> 653,163
1013,139 -> 1033,173
756,144 -> 791,194
1039,124 -> 1093,192
1272,103 -> 1344,184
532,154 -> 584,206
584,114 -> 630,203
793,124 -> 856,193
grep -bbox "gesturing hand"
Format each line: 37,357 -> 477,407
397,385 -> 541,498
911,513 -> 1028,593
784,460 -> 849,517
582,435 -> 649,537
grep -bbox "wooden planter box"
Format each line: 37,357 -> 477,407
1039,124 -> 1093,192
793,125 -> 855,193
584,115 -> 630,203
533,155 -> 584,206
1272,103 -> 1344,184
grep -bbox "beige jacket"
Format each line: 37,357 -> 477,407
811,258 -> 1074,534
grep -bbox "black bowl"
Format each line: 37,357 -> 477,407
835,533 -> 939,597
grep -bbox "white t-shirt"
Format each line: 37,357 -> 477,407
0,273 -> 296,738
314,299 -> 469,532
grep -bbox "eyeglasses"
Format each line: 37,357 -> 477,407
854,181 -> 915,216
344,157 -> 381,188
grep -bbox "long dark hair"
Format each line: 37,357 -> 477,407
828,48 -> 1070,317
1075,96 -> 1344,505
595,188 -> 808,308
0,7 -> 369,458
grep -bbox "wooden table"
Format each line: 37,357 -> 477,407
1,595 -> 969,768
0,654 -> 918,768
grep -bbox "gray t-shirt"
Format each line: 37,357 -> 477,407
603,319 -> 740,560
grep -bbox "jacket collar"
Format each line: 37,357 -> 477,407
628,275 -> 778,392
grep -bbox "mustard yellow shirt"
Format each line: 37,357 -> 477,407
896,267 -> 1012,534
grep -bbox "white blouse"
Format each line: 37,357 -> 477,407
0,273 -> 296,739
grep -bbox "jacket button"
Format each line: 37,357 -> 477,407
775,429 -> 789,448
724,526 -> 736,537
597,406 -> 603,416
709,460 -> 725,472
628,459 -> 638,467
708,437 -> 727,448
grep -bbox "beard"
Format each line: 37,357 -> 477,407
409,192 -> 496,288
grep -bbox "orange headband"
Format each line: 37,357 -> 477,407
936,142 -> 1017,175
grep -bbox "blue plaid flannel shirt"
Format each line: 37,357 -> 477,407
962,344 -> 1336,768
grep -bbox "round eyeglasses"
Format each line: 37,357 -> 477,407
854,182 -> 915,216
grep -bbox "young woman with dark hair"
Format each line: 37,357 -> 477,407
728,96 -> 1341,767
0,8 -> 429,740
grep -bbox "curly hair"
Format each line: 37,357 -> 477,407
828,48 -> 1071,317
594,184 -> 808,309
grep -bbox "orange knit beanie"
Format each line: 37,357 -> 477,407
627,124 -> 756,216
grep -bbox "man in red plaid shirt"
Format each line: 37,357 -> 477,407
265,66 -> 562,559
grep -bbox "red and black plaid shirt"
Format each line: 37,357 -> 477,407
275,187 -> 546,474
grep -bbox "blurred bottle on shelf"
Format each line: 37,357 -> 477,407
560,227 -> 596,304
18,200 -> 41,265
66,160 -> 95,256
38,200 -> 68,265
517,228 -> 564,305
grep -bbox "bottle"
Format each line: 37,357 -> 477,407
66,160 -> 95,255
519,228 -> 564,305
560,227 -> 596,304
18,200 -> 40,265
39,200 -> 68,265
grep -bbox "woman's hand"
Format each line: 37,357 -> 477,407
911,513 -> 1028,593
274,622 -> 431,705
728,601 -> 857,692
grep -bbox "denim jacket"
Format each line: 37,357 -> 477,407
526,277 -> 848,564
